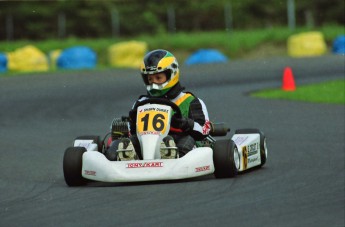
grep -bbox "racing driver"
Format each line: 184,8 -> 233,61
107,49 -> 211,160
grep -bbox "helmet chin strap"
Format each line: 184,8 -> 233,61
146,81 -> 169,92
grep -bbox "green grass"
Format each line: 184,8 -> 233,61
1,25 -> 344,107
252,79 -> 345,104
0,25 -> 343,65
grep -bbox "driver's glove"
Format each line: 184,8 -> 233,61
171,115 -> 194,132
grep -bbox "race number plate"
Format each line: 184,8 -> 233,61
137,104 -> 171,135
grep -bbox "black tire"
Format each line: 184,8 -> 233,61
75,135 -> 103,152
213,139 -> 240,178
260,137 -> 267,167
234,128 -> 267,167
63,147 -> 87,186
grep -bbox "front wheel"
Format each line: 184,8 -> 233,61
213,139 -> 240,178
63,147 -> 87,186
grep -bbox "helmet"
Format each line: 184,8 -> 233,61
140,49 -> 179,97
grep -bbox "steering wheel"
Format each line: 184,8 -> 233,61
133,98 -> 182,119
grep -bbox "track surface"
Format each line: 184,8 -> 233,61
0,55 -> 344,227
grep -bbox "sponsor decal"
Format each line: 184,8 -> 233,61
141,107 -> 169,113
195,165 -> 210,172
137,107 -> 169,135
84,170 -> 96,176
156,108 -> 169,113
139,131 -> 160,135
233,136 -> 248,145
142,107 -> 155,112
146,66 -> 157,71
242,143 -> 258,170
75,140 -> 93,149
126,162 -> 163,168
248,157 -> 259,164
247,143 -> 258,157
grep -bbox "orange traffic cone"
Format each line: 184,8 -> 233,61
282,67 -> 296,91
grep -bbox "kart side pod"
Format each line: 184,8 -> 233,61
231,129 -> 267,171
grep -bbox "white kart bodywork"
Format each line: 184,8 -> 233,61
76,103 -> 215,183
81,147 -> 214,182
231,133 -> 262,172
73,134 -> 264,183
67,102 -> 267,184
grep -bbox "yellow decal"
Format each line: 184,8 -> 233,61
174,93 -> 192,106
137,109 -> 169,135
242,146 -> 248,170
158,57 -> 174,69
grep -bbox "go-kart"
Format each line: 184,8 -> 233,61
63,98 -> 267,186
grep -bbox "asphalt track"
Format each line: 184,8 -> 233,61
0,55 -> 344,227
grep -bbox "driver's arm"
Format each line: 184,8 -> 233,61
188,98 -> 211,140
171,98 -> 210,140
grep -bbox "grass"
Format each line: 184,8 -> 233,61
252,79 -> 345,104
1,25 -> 344,105
0,25 -> 343,65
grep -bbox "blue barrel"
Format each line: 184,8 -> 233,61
0,53 -> 8,73
185,49 -> 228,65
332,35 -> 345,54
57,46 -> 97,69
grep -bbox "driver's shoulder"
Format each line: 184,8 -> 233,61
172,92 -> 195,100
137,95 -> 149,102
171,92 -> 197,107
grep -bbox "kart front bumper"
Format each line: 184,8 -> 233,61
81,147 -> 215,183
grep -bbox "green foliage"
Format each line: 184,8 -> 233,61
252,79 -> 345,104
0,25 -> 342,65
0,0 -> 343,40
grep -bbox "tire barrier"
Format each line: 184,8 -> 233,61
6,45 -> 49,72
48,49 -> 62,70
332,35 -> 345,54
287,32 -> 327,57
57,46 -> 97,70
0,53 -> 7,73
185,49 -> 228,65
108,41 -> 148,68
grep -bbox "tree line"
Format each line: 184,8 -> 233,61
0,0 -> 343,41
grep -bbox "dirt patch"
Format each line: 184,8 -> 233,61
237,43 -> 287,60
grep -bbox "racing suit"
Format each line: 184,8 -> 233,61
128,82 -> 211,158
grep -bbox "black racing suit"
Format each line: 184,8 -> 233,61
128,82 -> 211,158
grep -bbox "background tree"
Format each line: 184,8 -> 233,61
0,0 -> 343,41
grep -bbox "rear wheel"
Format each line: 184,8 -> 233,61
213,139 -> 240,178
63,147 -> 87,186
235,128 -> 267,167
260,137 -> 267,167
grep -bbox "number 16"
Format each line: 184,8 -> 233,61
140,113 -> 165,131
